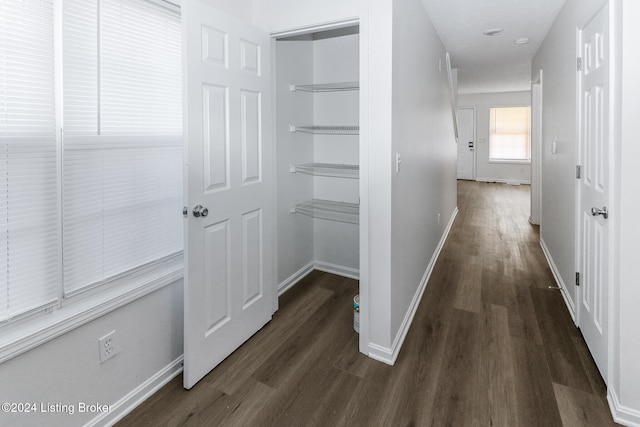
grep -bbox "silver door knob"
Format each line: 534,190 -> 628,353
193,205 -> 208,217
591,206 -> 608,219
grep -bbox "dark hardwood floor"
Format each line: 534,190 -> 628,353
117,181 -> 617,426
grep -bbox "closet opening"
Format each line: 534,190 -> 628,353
274,24 -> 362,336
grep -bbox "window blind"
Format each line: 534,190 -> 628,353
62,0 -> 183,295
0,0 -> 59,321
489,106 -> 531,161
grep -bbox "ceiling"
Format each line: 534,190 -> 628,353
421,0 -> 567,94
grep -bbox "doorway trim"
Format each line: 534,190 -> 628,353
530,71 -> 543,225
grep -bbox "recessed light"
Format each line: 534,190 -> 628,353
515,37 -> 530,44
483,28 -> 503,36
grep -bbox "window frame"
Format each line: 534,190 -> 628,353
488,105 -> 532,164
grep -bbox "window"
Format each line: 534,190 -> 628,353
1,0 -> 182,338
62,0 -> 183,295
1,0 -> 59,322
489,106 -> 531,161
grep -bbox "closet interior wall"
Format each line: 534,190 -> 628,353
276,29 -> 360,290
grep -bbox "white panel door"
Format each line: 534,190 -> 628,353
183,0 -> 274,389
457,108 -> 475,180
579,5 -> 609,380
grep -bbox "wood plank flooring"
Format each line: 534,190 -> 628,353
117,181 -> 617,427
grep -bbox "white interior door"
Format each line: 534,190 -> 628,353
183,0 -> 274,389
457,108 -> 475,180
578,5 -> 609,380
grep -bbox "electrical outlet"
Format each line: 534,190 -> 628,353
98,330 -> 117,363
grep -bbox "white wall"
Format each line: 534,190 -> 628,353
611,0 -> 640,423
532,0 -> 606,315
201,0 -> 252,22
312,34 -> 360,274
275,40 -> 315,288
385,0 -> 458,356
362,0 -> 393,356
458,91 -> 532,184
252,0 -> 360,33
0,282 -> 183,426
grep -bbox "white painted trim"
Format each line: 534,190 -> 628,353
358,0 -> 371,360
487,160 -> 532,165
540,238 -> 577,323
270,17 -> 359,39
608,387 -> 640,427
530,70 -> 543,226
368,207 -> 459,365
575,9 -> 586,344
269,33 -> 279,316
313,261 -> 359,280
475,177 -> 531,185
277,262 -> 315,296
277,260 -> 359,297
0,270 -> 183,364
367,342 -> 393,364
86,356 -> 184,427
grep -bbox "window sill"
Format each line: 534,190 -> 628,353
0,260 -> 183,364
488,160 -> 532,165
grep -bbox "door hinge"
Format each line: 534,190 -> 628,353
577,57 -> 582,72
576,165 -> 581,179
576,272 -> 580,287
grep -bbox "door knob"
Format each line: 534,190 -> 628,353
591,206 -> 608,219
193,204 -> 209,217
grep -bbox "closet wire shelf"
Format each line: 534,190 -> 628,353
289,124 -> 359,135
291,199 -> 359,224
290,163 -> 359,179
289,82 -> 359,92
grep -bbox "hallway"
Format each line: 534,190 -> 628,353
118,181 -> 616,426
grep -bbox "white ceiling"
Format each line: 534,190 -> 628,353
421,0 -> 567,94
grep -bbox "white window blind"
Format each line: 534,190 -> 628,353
489,106 -> 531,161
62,0 -> 183,295
0,0 -> 59,322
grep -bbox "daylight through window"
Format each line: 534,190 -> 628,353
489,106 -> 531,161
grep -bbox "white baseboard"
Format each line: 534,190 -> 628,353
368,207 -> 459,365
475,177 -> 531,185
277,261 -> 315,296
608,387 -> 640,427
367,342 -> 394,364
86,356 -> 183,427
277,260 -> 359,297
539,237 -> 577,323
313,261 -> 359,280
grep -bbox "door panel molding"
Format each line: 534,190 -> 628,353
183,0 -> 274,389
